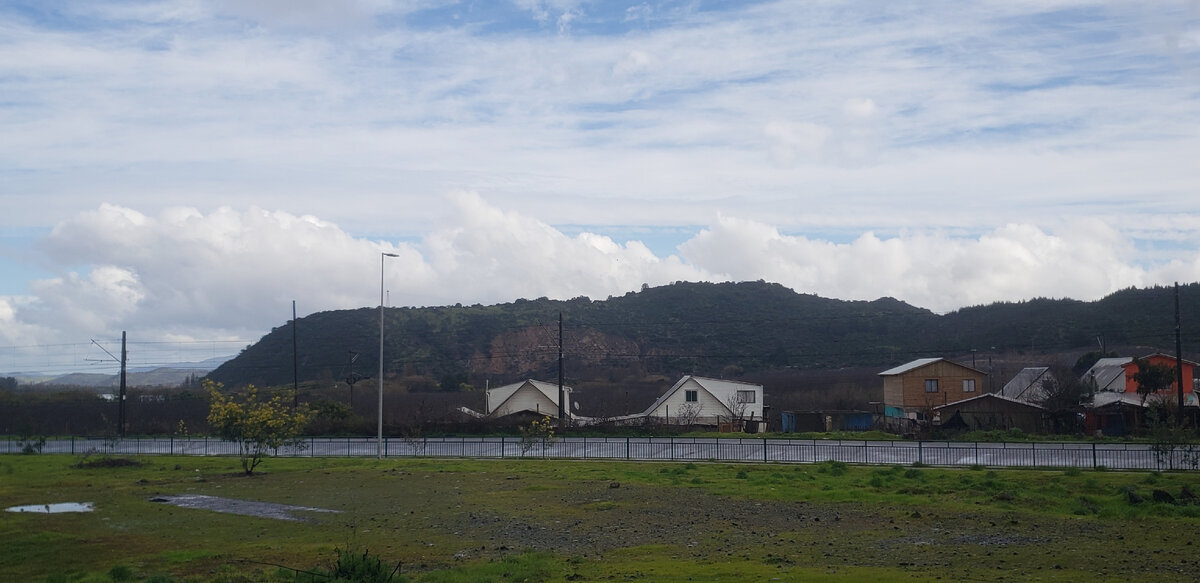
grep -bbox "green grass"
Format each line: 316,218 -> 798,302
2,454 -> 1199,582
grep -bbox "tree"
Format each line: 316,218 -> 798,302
205,379 -> 314,475
1037,366 -> 1094,434
518,415 -> 557,456
724,392 -> 751,430
1038,365 -> 1094,412
676,402 -> 702,427
1133,358 -> 1176,404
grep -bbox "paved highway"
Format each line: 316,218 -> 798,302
15,436 -> 1197,471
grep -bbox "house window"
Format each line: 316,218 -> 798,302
963,379 -> 976,392
685,390 -> 698,402
924,379 -> 939,393
736,390 -> 756,403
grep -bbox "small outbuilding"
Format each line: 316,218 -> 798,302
933,393 -> 1050,434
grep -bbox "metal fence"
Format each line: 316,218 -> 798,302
6,435 -> 1199,471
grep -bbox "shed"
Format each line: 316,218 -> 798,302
933,393 -> 1050,434
781,410 -> 874,433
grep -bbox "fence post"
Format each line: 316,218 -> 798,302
1092,442 -> 1097,469
763,438 -> 768,462
918,441 -> 923,465
626,437 -> 630,461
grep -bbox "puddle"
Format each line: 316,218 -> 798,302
149,494 -> 340,522
6,502 -> 94,514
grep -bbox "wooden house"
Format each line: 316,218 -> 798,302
880,358 -> 987,417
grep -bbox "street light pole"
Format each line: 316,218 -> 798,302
379,251 -> 399,460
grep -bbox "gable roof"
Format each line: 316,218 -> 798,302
879,357 -> 985,377
1000,367 -> 1051,402
642,375 -> 761,416
486,379 -> 571,415
933,392 -> 1046,412
1124,353 -> 1200,368
1082,357 -> 1133,391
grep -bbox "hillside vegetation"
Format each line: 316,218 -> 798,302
209,281 -> 1200,390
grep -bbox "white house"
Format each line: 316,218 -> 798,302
484,379 -> 572,419
638,375 -> 764,426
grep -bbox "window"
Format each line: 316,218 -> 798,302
736,390 -> 756,403
963,379 -> 976,392
924,379 -> 939,393
685,390 -> 698,402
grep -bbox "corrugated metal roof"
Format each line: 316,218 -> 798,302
1000,367 -> 1051,402
486,379 -> 571,415
1081,357 -> 1132,392
641,375 -> 762,417
933,392 -> 1046,411
879,358 -> 943,376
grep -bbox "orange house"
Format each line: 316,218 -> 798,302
1120,353 -> 1199,395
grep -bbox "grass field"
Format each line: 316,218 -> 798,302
2,453 -> 1199,582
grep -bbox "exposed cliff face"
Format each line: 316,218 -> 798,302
470,326 -> 642,376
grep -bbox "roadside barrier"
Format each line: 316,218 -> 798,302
6,435 -> 1199,471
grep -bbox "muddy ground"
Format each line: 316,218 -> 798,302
189,464 -> 1199,581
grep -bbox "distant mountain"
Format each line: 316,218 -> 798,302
208,281 -> 1200,389
13,355 -> 232,389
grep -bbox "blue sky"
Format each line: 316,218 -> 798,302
2,0 -> 1200,373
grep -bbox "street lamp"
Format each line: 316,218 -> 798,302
379,251 -> 399,459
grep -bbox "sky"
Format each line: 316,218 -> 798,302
2,0 -> 1200,373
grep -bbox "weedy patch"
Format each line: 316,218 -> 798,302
2,455 -> 1199,582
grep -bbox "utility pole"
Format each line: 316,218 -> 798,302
292,300 -> 299,409
119,331 -> 127,437
558,312 -> 565,425
1176,282 -> 1185,426
90,334 -> 128,437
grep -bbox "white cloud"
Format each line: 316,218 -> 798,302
613,49 -> 652,77
3,1 -> 1200,368
842,97 -> 878,119
677,214 -> 1191,313
5,196 -> 1199,356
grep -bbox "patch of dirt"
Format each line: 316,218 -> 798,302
75,457 -> 145,469
149,494 -> 341,522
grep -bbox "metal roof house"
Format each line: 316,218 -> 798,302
1081,357 -> 1133,392
609,375 -> 765,428
476,379 -> 573,420
1000,367 -> 1052,403
880,358 -> 988,416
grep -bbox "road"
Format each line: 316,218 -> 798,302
14,435 -> 1198,471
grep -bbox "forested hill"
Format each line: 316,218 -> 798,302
207,281 -> 1200,388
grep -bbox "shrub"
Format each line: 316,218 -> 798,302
107,565 -> 135,582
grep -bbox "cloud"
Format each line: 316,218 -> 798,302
842,97 -> 878,119
6,195 -> 1199,357
3,1 -> 1200,369
677,214 -> 1187,313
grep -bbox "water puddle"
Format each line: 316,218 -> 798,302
6,502 -> 94,514
149,494 -> 340,522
